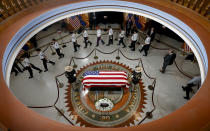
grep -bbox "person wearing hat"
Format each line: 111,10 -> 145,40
139,35 -> 151,56
65,66 -> 76,83
106,26 -> 113,46
83,29 -> 92,48
36,48 -> 55,72
118,29 -> 126,48
129,30 -> 138,51
131,66 -> 142,85
96,26 -> 105,47
21,53 -> 42,79
71,32 -> 80,52
52,39 -> 64,59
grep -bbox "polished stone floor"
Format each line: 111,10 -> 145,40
9,22 -> 200,127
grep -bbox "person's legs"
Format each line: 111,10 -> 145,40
140,45 -> 145,53
101,37 -> 105,45
122,39 -> 126,48
161,62 -> 168,73
84,37 -> 88,48
26,66 -> 33,78
12,67 -> 18,76
131,41 -> 136,51
42,59 -> 48,71
14,63 -> 22,72
55,49 -> 61,58
96,37 -> 100,46
144,49 -> 148,56
73,42 -> 77,52
31,64 -> 42,73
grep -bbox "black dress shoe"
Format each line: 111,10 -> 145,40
184,96 -> 190,100
29,76 -> 33,79
44,69 -> 48,72
84,46 -> 87,48
39,70 -> 43,73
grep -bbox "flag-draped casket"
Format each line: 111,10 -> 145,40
82,71 -> 129,88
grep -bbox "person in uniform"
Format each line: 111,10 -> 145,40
65,66 -> 76,83
22,53 -> 42,79
106,26 -> 113,46
36,48 -> 55,72
71,32 -> 80,52
52,39 -> 64,59
118,29 -> 126,48
139,35 -> 151,56
11,60 -> 23,76
160,50 -> 176,73
126,17 -> 133,37
129,30 -> 138,51
182,76 -> 201,100
83,29 -> 92,48
131,66 -> 142,85
96,27 -> 105,47
147,27 -> 156,42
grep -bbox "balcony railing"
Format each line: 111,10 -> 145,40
0,0 -> 47,23
0,0 -> 209,23
171,0 -> 210,20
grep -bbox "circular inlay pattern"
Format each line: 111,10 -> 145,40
64,60 -> 147,127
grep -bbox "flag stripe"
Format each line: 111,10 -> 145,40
82,71 -> 129,88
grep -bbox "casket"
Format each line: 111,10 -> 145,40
82,71 -> 129,89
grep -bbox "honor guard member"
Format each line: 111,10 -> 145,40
72,32 -> 80,52
83,29 -> 92,48
52,39 -> 64,59
96,27 -> 105,47
129,30 -> 138,51
11,59 -> 23,76
36,48 -> 55,72
65,66 -> 76,83
147,27 -> 156,42
22,53 -> 42,79
131,66 -> 142,85
106,26 -> 113,46
139,35 -> 151,56
118,29 -> 126,48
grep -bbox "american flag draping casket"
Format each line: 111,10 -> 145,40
82,71 -> 130,88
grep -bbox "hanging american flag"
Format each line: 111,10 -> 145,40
82,71 -> 130,88
66,16 -> 81,30
183,43 -> 192,53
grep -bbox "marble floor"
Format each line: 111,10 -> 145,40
9,22 -> 200,127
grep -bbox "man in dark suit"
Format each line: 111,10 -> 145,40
160,50 -> 176,73
125,17 -> 133,37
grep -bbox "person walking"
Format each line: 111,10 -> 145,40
129,30 -> 138,51
125,17 -> 133,37
182,76 -> 201,100
147,27 -> 156,42
36,48 -> 55,72
106,26 -> 113,46
96,27 -> 105,47
22,53 -> 42,79
71,32 -> 80,52
52,39 -> 64,59
139,35 -> 151,56
83,29 -> 92,48
118,29 -> 126,48
11,60 -> 23,76
160,50 -> 176,73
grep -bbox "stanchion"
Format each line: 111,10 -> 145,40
72,58 -> 78,68
58,30 -> 67,48
94,48 -> 98,60
57,78 -> 64,88
49,45 -> 56,55
116,48 -> 120,60
146,112 -> 153,119
137,58 -> 141,66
